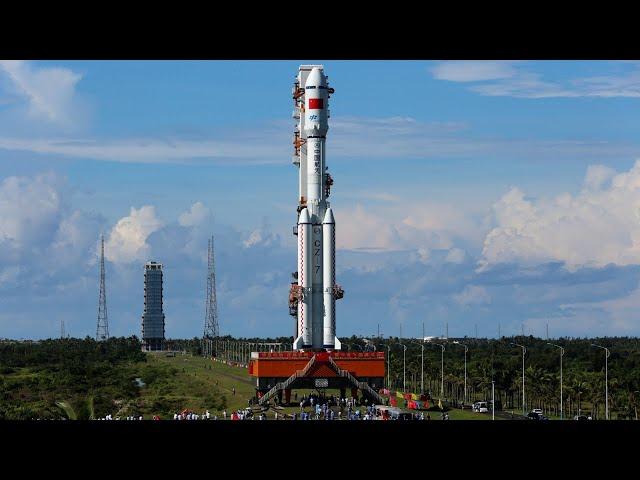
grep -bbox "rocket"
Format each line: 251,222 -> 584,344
290,65 -> 343,351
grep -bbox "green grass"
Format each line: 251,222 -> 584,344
135,354 -> 255,418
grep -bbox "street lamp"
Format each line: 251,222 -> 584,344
421,341 -> 424,394
453,341 -> 468,406
491,380 -> 495,420
434,343 -> 445,399
591,344 -> 610,420
547,342 -> 565,420
511,342 -> 527,416
386,345 -> 391,390
400,344 -> 407,392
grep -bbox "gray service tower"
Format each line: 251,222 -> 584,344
142,261 -> 165,351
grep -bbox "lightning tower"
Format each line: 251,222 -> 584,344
96,235 -> 109,341
203,236 -> 219,355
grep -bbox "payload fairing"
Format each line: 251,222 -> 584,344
290,65 -> 343,351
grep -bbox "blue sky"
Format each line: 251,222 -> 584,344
3,60 -> 640,340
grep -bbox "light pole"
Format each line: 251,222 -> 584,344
421,342 -> 425,394
400,344 -> 407,392
435,343 -> 445,399
633,391 -> 639,421
386,345 -> 391,390
547,342 -> 565,420
453,341 -> 468,406
511,342 -> 526,416
591,344 -> 610,420
492,380 -> 495,420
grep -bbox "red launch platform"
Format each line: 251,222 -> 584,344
249,350 -> 385,405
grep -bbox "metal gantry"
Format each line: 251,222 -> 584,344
96,235 -> 109,341
202,236 -> 219,356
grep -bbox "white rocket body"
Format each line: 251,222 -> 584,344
292,66 -> 341,351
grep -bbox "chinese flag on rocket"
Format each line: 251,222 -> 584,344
309,98 -> 323,109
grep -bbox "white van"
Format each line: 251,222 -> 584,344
473,401 -> 489,413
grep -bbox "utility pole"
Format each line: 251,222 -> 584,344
400,344 -> 407,392
592,344 -> 610,420
548,342 -> 564,419
511,342 -> 527,415
475,324 -> 478,339
386,345 -> 391,390
546,322 -> 549,340
492,380 -> 495,420
453,341 -> 468,405
498,322 -> 501,338
421,321 -> 425,394
60,319 -> 65,339
521,324 -> 525,337
446,322 -> 448,340
96,234 -> 109,341
435,343 -> 445,399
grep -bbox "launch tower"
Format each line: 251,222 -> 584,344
142,261 -> 165,351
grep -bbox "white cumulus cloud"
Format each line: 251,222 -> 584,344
178,201 -> 211,227
0,60 -> 83,126
106,206 -> 163,264
480,160 -> 640,270
0,172 -> 64,249
453,285 -> 491,306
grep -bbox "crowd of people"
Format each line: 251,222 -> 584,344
95,414 -> 150,420
90,391 -> 442,421
172,410 -> 214,420
86,408 -> 437,421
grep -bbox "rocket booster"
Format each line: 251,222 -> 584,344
291,66 -> 342,351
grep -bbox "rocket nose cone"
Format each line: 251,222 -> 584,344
306,67 -> 326,88
322,207 -> 335,224
298,208 -> 311,224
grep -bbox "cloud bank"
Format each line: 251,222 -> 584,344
432,61 -> 640,98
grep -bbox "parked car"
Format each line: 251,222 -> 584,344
574,415 -> 591,421
532,408 -> 543,415
527,411 -> 548,420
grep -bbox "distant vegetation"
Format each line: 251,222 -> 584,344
177,334 -> 640,419
0,337 -> 145,419
2,334 -> 639,420
0,336 -> 227,420
363,335 -> 640,420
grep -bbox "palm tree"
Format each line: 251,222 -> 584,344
56,395 -> 95,420
567,375 -> 589,418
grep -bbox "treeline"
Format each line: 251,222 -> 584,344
0,336 -> 146,420
193,334 -> 640,420
350,335 -> 640,420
